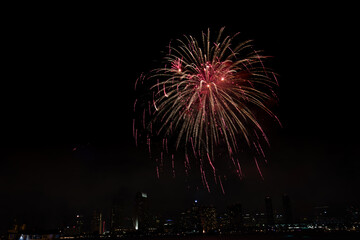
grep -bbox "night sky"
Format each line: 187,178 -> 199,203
1,2 -> 358,231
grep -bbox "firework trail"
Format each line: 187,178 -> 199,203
133,27 -> 280,192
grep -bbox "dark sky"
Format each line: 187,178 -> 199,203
1,2 -> 359,230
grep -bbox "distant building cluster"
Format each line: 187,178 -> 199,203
4,193 -> 360,240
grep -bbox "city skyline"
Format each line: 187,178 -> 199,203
6,191 -> 360,237
4,189 -> 358,232
1,2 -> 359,236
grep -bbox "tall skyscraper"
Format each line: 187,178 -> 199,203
282,194 -> 293,224
265,196 -> 274,225
91,210 -> 104,235
75,214 -> 84,235
228,203 -> 243,231
111,196 -> 124,233
189,200 -> 202,233
134,192 -> 150,232
200,205 -> 217,233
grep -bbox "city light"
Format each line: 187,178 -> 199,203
134,217 -> 138,231
7,193 -> 360,239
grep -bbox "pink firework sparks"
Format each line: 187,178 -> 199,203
207,152 -> 217,183
185,153 -> 190,170
147,136 -> 151,154
254,157 -> 264,180
160,152 -> 164,168
171,57 -> 182,72
133,99 -> 137,112
132,119 -> 136,137
218,175 -> 225,195
236,158 -> 244,179
171,154 -> 175,178
134,129 -> 138,147
134,27 -> 280,191
156,166 -> 159,179
200,165 -> 211,193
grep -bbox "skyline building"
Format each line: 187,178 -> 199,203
5,193 -> 360,236
111,196 -> 124,233
200,205 -> 217,233
190,200 -> 202,233
228,203 -> 243,231
282,194 -> 293,224
134,192 -> 150,232
265,196 -> 274,225
91,210 -> 105,235
75,214 -> 84,235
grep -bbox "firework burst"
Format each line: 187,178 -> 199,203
134,27 -> 280,192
